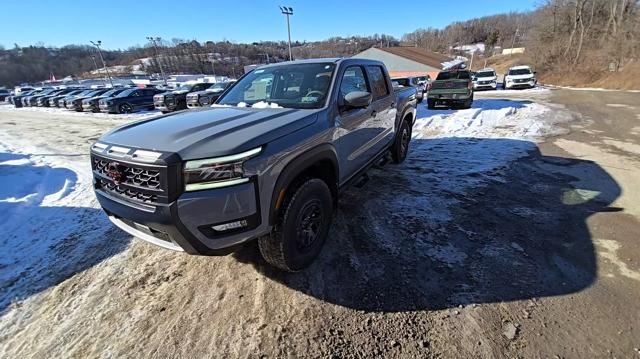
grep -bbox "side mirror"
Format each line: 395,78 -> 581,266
343,91 -> 372,109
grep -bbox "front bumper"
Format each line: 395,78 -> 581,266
186,99 -> 201,108
95,177 -> 264,255
505,81 -> 536,89
67,102 -> 83,111
99,104 -> 117,113
474,82 -> 497,90
154,101 -> 176,112
82,103 -> 96,111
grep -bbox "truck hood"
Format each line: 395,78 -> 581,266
99,107 -> 319,160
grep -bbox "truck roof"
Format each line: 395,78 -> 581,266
255,57 -> 384,69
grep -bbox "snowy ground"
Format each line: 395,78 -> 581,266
0,90 -> 582,357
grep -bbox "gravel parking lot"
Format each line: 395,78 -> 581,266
1,88 -> 639,358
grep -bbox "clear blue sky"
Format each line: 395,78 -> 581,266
0,0 -> 539,50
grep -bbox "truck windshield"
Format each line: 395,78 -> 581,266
476,71 -> 495,78
436,71 -> 471,80
217,63 -> 336,109
508,69 -> 532,75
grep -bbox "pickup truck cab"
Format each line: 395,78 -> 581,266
427,70 -> 474,109
503,65 -> 537,89
91,58 -> 417,271
472,68 -> 498,90
154,83 -> 213,113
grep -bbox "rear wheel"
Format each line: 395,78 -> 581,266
391,118 -> 411,164
119,103 -> 133,114
258,178 -> 333,272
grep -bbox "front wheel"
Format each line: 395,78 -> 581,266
391,119 -> 411,164
258,178 -> 333,272
118,103 -> 133,114
427,99 -> 435,109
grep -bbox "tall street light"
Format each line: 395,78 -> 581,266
89,40 -> 114,87
279,6 -> 293,61
146,36 -> 167,85
89,53 -> 105,86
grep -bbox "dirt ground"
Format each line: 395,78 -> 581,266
1,89 -> 639,358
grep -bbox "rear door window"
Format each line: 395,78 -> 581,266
366,66 -> 389,100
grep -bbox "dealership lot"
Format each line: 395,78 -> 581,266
1,89 -> 639,358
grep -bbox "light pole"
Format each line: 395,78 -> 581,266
90,40 -> 113,87
146,36 -> 167,85
279,6 -> 293,61
89,53 -> 105,86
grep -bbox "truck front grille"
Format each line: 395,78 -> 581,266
99,179 -> 158,203
93,158 -> 162,190
91,153 -> 171,204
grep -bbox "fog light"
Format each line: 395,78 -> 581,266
212,220 -> 248,232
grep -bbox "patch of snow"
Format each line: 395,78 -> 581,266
0,106 -> 161,120
251,101 -> 282,109
414,99 -> 565,140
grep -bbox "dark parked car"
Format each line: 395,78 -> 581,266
49,89 -> 84,107
427,70 -> 474,109
26,89 -> 60,106
82,88 -> 128,113
0,89 -> 9,102
153,83 -> 213,113
186,81 -> 236,108
12,90 -> 40,108
58,89 -> 94,108
90,58 -> 417,271
66,89 -> 111,111
99,88 -> 165,114
37,89 -> 75,107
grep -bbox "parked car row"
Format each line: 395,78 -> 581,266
4,79 -> 240,117
471,65 -> 537,90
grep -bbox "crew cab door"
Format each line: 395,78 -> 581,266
334,64 -> 395,183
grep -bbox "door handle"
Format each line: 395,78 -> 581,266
371,111 -> 377,118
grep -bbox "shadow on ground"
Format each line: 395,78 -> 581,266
236,137 -> 620,312
0,152 -> 129,313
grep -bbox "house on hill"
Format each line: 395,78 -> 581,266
353,47 -> 461,79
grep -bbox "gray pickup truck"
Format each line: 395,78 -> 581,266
90,58 -> 417,271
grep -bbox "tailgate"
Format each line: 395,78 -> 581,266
430,79 -> 470,92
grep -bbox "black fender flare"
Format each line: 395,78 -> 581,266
268,144 -> 339,225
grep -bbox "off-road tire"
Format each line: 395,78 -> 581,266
258,178 -> 333,272
391,118 -> 411,164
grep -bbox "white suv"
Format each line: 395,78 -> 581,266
503,65 -> 537,90
473,68 -> 498,90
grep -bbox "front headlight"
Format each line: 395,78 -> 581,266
183,147 -> 262,191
